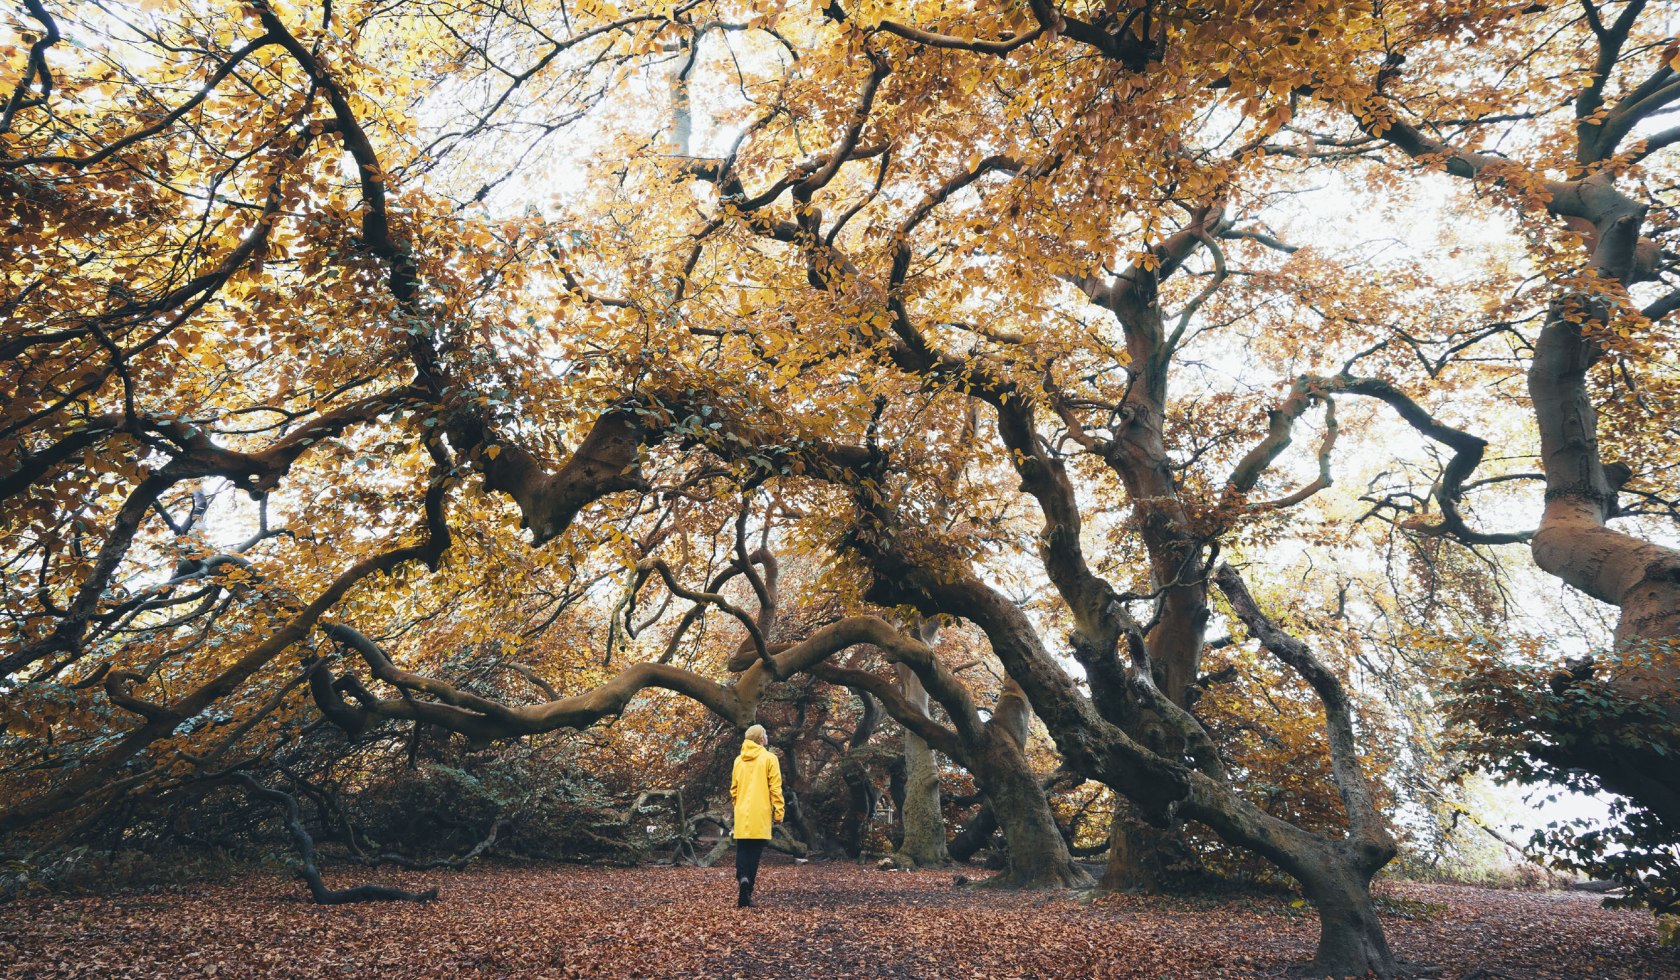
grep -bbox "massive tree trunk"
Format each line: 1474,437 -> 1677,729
1527,188 -> 1680,665
1295,852 -> 1395,978
971,722 -> 1092,889
1104,266 -> 1215,706
1062,267 -> 1219,892
893,664 -> 951,868
1373,105 -> 1680,835
1517,184 -> 1680,833
1370,98 -> 1680,678
975,679 -> 1092,889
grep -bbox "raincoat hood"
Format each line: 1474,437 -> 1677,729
739,739 -> 764,761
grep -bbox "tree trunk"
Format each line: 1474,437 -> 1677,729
837,687 -> 881,858
874,563 -> 1400,962
838,766 -> 878,858
973,727 -> 1093,888
1099,803 -> 1196,891
948,803 -> 998,862
1364,123 -> 1680,838
886,756 -> 906,850
812,622 -> 1089,888
965,682 -> 1090,888
1108,531 -> 1209,892
1529,298 -> 1680,671
893,664 -> 951,868
1294,848 -> 1396,978
775,697 -> 823,852
1520,198 -> 1680,831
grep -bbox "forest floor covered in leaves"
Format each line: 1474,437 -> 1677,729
1,859 -> 1673,978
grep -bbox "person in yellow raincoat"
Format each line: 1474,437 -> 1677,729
730,723 -> 784,908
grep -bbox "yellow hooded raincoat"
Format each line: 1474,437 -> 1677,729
730,739 -> 784,840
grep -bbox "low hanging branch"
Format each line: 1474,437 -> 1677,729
0,462 -> 455,837
232,773 -> 438,905
310,614 -> 948,742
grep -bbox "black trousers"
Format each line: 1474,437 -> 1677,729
735,838 -> 767,893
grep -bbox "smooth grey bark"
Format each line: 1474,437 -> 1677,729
893,664 -> 951,868
975,678 -> 1092,889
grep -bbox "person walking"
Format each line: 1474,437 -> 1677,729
730,723 -> 784,908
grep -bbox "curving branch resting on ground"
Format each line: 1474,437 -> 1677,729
232,773 -> 438,905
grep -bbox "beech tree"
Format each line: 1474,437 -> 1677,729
1338,0 -> 1680,838
5,1 -> 1679,977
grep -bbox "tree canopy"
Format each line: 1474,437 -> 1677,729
5,0 -> 1680,975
